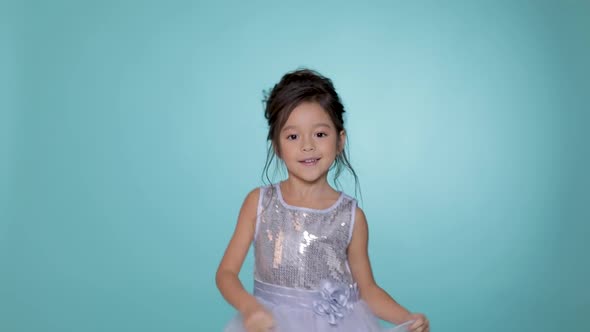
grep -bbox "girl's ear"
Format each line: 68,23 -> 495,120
272,142 -> 281,159
338,130 -> 346,153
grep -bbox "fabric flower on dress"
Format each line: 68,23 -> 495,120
312,279 -> 357,325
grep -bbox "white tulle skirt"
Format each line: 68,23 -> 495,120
224,280 -> 414,332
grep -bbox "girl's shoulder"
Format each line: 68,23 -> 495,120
242,185 -> 272,212
239,187 -> 262,213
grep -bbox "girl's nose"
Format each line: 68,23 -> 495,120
302,140 -> 315,152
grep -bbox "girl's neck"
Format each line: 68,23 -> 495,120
279,178 -> 339,203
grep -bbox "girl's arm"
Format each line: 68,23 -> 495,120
215,188 -> 264,315
347,207 -> 413,324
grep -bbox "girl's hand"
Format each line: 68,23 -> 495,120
407,313 -> 429,332
242,305 -> 275,332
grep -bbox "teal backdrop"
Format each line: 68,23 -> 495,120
2,1 -> 589,331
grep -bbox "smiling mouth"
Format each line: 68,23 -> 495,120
299,158 -> 320,166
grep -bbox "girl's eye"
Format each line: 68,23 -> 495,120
287,134 -> 298,140
316,132 -> 327,138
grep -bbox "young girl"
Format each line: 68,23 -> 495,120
216,69 -> 430,332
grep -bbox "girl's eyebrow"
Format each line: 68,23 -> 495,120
281,123 -> 332,132
314,123 -> 333,129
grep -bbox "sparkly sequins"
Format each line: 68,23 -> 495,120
272,231 -> 284,268
299,231 -> 318,254
254,184 -> 356,290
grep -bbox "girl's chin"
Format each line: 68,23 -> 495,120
287,172 -> 330,184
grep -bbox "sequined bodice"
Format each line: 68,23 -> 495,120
254,184 -> 357,290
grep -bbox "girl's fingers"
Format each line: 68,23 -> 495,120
410,313 -> 429,332
410,316 -> 429,332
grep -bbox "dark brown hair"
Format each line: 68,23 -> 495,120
262,68 -> 359,194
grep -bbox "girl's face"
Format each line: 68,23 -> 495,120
277,102 -> 344,184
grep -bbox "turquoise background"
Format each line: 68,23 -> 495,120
2,1 -> 589,331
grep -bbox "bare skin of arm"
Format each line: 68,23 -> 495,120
348,208 -> 429,331
215,188 -> 274,331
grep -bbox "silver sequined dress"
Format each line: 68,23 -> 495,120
223,184 -> 414,332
